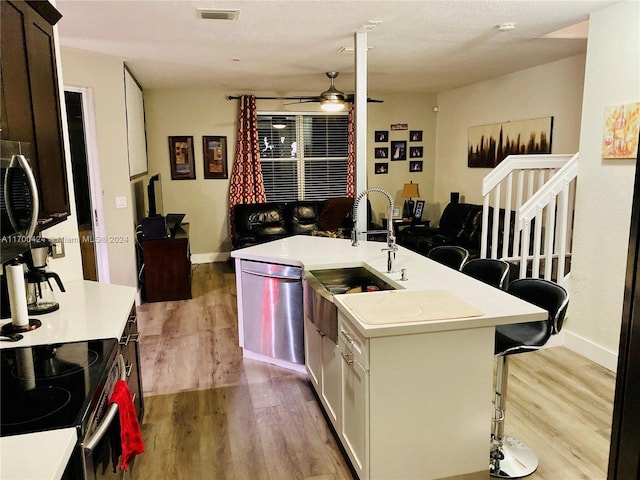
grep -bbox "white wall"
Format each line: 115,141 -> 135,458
566,0 -> 640,371
434,54 -> 585,213
59,47 -> 138,288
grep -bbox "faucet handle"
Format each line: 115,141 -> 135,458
401,268 -> 408,281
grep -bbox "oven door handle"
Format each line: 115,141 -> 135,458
83,354 -> 127,454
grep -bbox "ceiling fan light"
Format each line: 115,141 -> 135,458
321,100 -> 346,111
272,116 -> 287,129
319,71 -> 346,111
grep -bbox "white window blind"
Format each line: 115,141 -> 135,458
258,112 -> 348,202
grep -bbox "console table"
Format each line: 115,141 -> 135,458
141,224 -> 192,302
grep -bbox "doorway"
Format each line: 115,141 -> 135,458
64,88 -> 110,282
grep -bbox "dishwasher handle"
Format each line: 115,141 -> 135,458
241,261 -> 302,280
242,269 -> 301,281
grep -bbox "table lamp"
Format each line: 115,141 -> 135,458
402,182 -> 420,219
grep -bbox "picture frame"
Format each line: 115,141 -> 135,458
375,130 -> 389,142
410,130 -> 423,142
168,136 -> 195,180
410,146 -> 423,158
390,140 -> 407,160
203,136 -> 228,179
414,200 -> 425,221
374,147 -> 389,159
409,160 -> 423,172
374,162 -> 389,174
391,123 -> 408,131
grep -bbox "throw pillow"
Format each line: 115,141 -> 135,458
317,197 -> 354,231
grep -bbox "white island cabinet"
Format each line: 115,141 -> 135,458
231,236 -> 547,480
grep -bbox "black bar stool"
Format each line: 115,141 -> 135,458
427,245 -> 469,270
461,258 -> 511,290
490,278 -> 569,478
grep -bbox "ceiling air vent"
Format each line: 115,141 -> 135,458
197,9 -> 240,21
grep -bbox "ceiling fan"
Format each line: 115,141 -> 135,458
287,72 -> 384,110
228,72 -> 383,108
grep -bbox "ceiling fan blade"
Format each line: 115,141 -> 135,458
344,93 -> 384,104
284,97 -> 321,106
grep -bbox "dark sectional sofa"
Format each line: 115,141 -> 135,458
397,202 -> 484,257
232,198 -> 382,250
396,201 -> 521,260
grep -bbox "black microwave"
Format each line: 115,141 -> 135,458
1,140 -> 39,240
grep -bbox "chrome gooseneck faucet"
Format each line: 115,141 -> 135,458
351,188 -> 398,273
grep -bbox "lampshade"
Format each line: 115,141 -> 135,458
402,182 -> 420,198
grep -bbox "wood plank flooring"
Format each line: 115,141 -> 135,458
132,262 -> 615,480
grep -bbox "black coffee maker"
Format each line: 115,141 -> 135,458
24,238 -> 65,314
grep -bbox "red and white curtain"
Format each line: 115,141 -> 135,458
228,95 -> 266,246
346,103 -> 355,198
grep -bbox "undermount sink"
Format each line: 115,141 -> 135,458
308,267 -> 397,295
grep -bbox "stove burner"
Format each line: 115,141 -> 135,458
1,386 -> 71,426
1,338 -> 119,438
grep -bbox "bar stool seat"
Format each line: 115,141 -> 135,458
490,278 -> 569,478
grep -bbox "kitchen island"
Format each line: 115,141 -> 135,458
231,236 -> 547,480
0,280 -> 138,480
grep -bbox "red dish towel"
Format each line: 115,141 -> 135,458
108,380 -> 144,471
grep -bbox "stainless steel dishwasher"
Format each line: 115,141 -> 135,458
240,260 -> 304,364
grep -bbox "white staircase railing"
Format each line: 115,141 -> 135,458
480,153 -> 579,282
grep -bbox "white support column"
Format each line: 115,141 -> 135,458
355,30 -> 368,241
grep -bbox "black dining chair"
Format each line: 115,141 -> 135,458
490,278 -> 569,478
461,258 -> 511,290
427,245 -> 469,270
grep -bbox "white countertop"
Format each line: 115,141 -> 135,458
1,429 -> 77,480
0,280 -> 137,349
232,236 -> 547,338
0,280 -> 137,480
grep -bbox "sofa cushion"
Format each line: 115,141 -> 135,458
317,197 -> 354,231
290,201 -> 323,235
234,202 -> 289,238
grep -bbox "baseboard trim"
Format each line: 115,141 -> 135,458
191,252 -> 230,264
562,329 -> 618,373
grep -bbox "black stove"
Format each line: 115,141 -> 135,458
0,338 -> 119,438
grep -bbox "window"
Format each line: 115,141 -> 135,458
257,112 -> 349,202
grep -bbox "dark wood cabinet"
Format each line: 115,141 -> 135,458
141,225 -> 192,302
120,305 -> 144,422
1,0 -> 70,226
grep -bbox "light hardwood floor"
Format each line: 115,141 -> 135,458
132,262 -> 615,480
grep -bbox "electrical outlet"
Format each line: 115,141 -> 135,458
116,196 -> 127,209
51,238 -> 65,258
